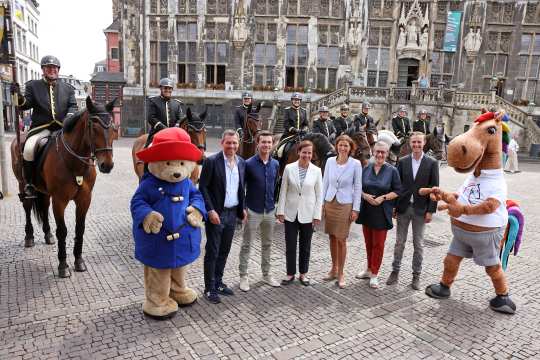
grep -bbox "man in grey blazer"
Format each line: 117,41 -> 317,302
387,132 -> 439,290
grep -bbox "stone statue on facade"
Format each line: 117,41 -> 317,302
232,0 -> 248,49
464,27 -> 482,60
407,20 -> 419,47
420,28 -> 429,50
397,27 -> 407,49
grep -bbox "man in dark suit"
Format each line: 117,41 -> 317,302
199,129 -> 247,304
386,132 -> 439,290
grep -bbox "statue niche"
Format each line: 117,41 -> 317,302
396,0 -> 430,60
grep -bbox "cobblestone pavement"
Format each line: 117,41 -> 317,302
1,135 -> 540,359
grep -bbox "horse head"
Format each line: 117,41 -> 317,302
447,111 -> 504,174
181,107 -> 207,152
242,112 -> 262,144
64,96 -> 116,173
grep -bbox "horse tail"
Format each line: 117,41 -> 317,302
31,192 -> 48,225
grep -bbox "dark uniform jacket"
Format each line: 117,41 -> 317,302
412,119 -> 431,135
234,104 -> 260,131
18,79 -> 78,134
396,154 -> 439,216
312,118 -> 336,139
391,116 -> 411,139
333,115 -> 352,136
349,113 -> 374,134
147,96 -> 184,131
282,106 -> 309,138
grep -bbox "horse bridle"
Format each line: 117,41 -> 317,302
181,119 -> 206,150
58,112 -> 113,166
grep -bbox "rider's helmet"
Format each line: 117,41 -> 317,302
291,92 -> 302,101
419,109 -> 428,116
361,101 -> 371,110
242,91 -> 252,99
340,104 -> 350,112
398,105 -> 408,114
40,55 -> 61,68
319,105 -> 329,113
159,78 -> 174,88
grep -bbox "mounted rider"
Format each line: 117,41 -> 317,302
413,109 -> 431,135
349,101 -> 375,134
145,78 -> 183,147
281,92 -> 309,140
312,105 -> 336,143
13,55 -> 78,199
391,105 -> 411,142
234,91 -> 261,140
333,104 -> 353,137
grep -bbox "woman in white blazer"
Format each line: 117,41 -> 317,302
322,135 -> 362,288
276,140 -> 323,286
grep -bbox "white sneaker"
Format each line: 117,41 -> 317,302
262,275 -> 281,287
369,276 -> 379,289
239,276 -> 250,292
355,269 -> 372,279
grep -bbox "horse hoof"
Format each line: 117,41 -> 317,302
58,264 -> 71,278
44,233 -> 55,245
24,236 -> 35,248
74,258 -> 87,272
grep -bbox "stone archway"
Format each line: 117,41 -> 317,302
397,58 -> 419,87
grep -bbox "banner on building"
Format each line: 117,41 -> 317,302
14,1 -> 24,21
0,5 -> 9,65
442,11 -> 462,52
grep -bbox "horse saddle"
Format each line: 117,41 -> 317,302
274,135 -> 297,160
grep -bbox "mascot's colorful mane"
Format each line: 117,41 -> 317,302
474,111 -> 525,271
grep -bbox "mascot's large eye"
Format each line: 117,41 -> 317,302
180,161 -> 184,166
487,126 -> 496,135
166,161 -> 170,166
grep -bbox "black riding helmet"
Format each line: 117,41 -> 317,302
40,55 -> 61,68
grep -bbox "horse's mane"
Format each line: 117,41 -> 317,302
63,108 -> 87,133
304,133 -> 333,155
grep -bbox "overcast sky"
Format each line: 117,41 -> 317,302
39,0 -> 113,81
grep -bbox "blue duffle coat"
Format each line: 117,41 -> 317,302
130,173 -> 207,269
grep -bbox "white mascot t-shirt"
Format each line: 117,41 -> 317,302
455,169 -> 508,228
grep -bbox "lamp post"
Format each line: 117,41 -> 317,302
345,69 -> 352,104
528,101 -> 536,115
490,75 -> 498,104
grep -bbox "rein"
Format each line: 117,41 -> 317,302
57,112 -> 112,167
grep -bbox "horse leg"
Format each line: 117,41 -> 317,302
22,197 -> 35,248
73,195 -> 91,272
41,195 -> 55,245
52,198 -> 70,278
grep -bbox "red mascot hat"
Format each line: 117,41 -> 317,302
136,127 -> 202,163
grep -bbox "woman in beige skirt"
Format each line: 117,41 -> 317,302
322,135 -> 363,288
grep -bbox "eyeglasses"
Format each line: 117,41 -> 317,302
375,150 -> 388,154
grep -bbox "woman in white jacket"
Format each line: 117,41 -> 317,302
322,135 -> 362,288
276,140 -> 323,286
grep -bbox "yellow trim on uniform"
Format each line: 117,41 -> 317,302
49,84 -> 57,120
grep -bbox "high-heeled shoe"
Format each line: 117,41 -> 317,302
322,272 -> 337,281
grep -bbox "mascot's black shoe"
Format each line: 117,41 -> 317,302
143,310 -> 177,321
425,283 -> 451,299
489,294 -> 516,315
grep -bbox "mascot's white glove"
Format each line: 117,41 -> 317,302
186,206 -> 204,228
143,211 -> 164,234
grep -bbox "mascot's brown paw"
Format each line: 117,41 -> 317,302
142,297 -> 178,320
143,211 -> 164,234
171,287 -> 198,307
186,206 -> 203,228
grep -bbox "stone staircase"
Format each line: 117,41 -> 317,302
306,85 -> 540,150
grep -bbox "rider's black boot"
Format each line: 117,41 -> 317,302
22,160 -> 37,199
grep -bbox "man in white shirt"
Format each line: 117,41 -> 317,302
387,132 -> 439,290
504,135 -> 520,173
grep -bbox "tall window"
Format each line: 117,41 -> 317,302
178,0 -> 197,14
150,20 -> 169,85
177,22 -> 198,84
316,24 -> 341,91
285,24 -> 308,89
369,0 -> 393,18
254,22 -> 277,88
205,42 -> 228,85
366,27 -> 391,87
207,0 -> 229,15
482,31 -> 511,92
255,0 -> 278,15
516,33 -> 540,103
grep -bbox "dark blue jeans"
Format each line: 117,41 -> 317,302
204,207 -> 238,292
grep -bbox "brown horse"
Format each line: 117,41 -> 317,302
238,112 -> 262,160
349,126 -> 378,167
10,97 -> 116,278
273,132 -> 335,175
132,107 -> 207,182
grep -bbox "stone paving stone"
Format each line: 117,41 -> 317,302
1,136 -> 539,359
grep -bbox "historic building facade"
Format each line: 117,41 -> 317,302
114,0 -> 540,135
